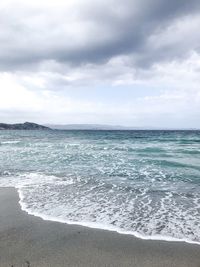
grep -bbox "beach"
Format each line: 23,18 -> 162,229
1,0 -> 200,265
0,187 -> 200,267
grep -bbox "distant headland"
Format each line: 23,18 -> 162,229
0,122 -> 50,130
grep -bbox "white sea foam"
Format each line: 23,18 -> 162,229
1,140 -> 20,144
1,169 -> 200,246
1,170 -> 199,246
17,187 -> 200,246
0,172 -> 74,188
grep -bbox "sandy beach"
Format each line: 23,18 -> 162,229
0,187 -> 200,267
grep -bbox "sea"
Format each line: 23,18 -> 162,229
0,130 -> 200,244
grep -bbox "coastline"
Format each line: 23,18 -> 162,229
18,187 -> 200,246
1,187 -> 200,266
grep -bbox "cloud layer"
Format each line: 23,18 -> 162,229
1,0 -> 200,69
0,0 -> 200,127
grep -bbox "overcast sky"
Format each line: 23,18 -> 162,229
0,0 -> 200,128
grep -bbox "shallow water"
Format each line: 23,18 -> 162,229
0,130 -> 200,244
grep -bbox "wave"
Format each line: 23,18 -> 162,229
1,170 -> 200,246
17,187 -> 200,246
0,140 -> 20,145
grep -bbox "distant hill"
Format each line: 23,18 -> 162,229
0,122 -> 50,130
46,124 -> 139,130
46,124 -> 200,131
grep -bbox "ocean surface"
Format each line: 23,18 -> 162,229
0,130 -> 200,244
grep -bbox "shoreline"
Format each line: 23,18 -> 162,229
17,187 -> 200,246
1,187 -> 200,266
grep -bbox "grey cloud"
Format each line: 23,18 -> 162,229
0,0 -> 200,71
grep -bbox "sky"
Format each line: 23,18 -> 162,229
0,0 -> 200,128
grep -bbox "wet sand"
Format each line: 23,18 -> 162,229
0,187 -> 200,267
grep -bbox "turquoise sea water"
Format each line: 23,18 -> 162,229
0,130 -> 200,243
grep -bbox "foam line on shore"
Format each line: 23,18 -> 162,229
17,187 -> 200,246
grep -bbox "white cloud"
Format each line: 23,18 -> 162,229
0,0 -> 200,127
